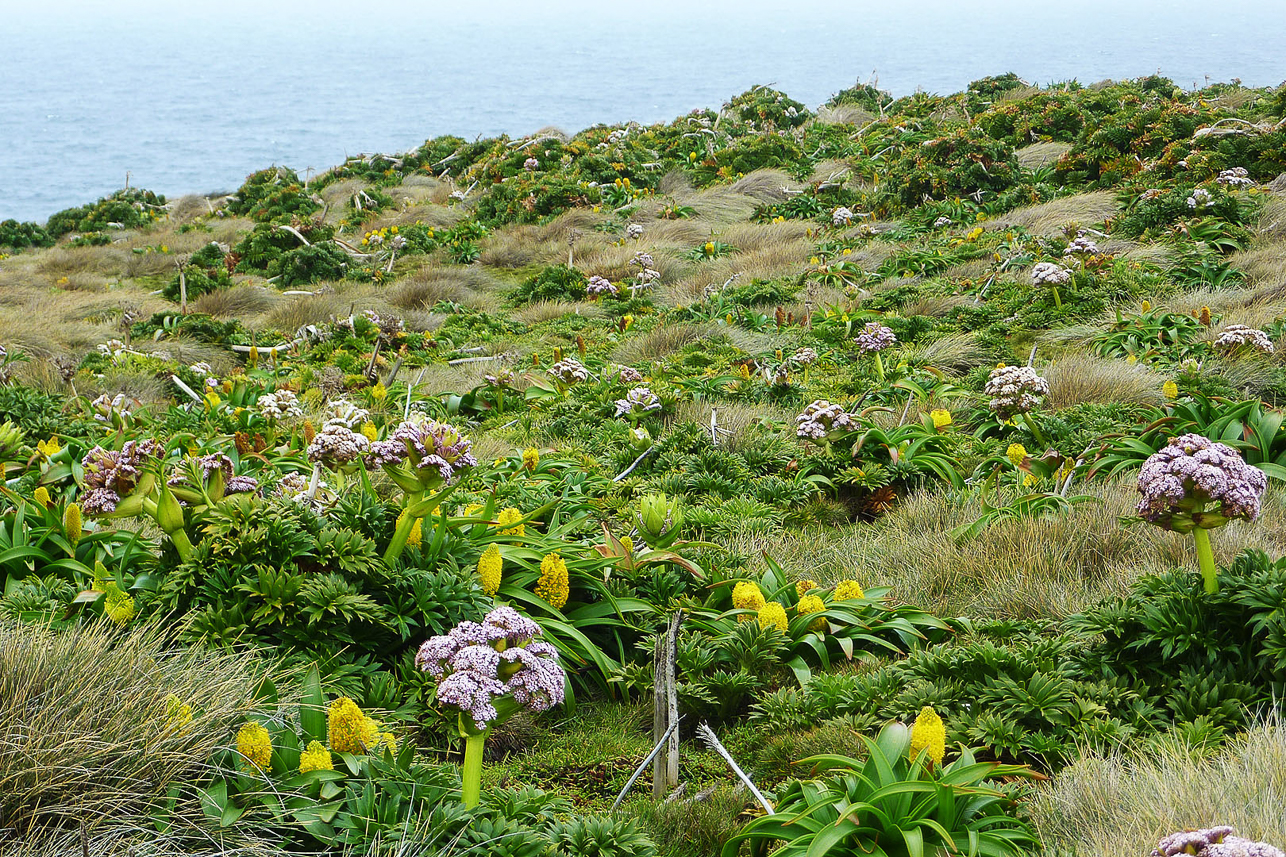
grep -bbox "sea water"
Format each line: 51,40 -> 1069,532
1,0 -> 1284,223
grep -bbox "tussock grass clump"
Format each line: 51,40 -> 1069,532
986,191 -> 1118,236
728,169 -> 801,204
389,263 -> 504,311
1015,141 -> 1072,169
731,479 -> 1286,620
190,283 -> 278,318
513,299 -> 602,325
1043,353 -> 1165,408
814,104 -> 876,126
0,621 -> 264,846
612,322 -> 720,364
1032,717 -> 1286,857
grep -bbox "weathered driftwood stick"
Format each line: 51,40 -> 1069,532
171,375 -> 203,404
231,341 -> 297,354
663,613 -> 682,790
613,716 -> 682,811
275,225 -> 313,247
447,354 -> 508,366
695,723 -> 773,814
613,445 -> 656,482
405,367 -> 427,420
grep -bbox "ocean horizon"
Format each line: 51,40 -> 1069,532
3,0 -> 1284,223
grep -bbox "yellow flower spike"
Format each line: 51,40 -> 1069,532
407,518 -> 422,547
63,503 -> 82,546
477,544 -> 502,596
37,436 -> 60,458
372,383 -> 388,402
328,697 -> 368,753
299,740 -> 334,773
618,535 -> 634,556
303,419 -> 316,445
834,579 -> 864,600
103,584 -> 135,625
1006,443 -> 1027,466
204,392 -> 222,409
796,594 -> 827,631
33,486 -> 50,508
809,256 -> 820,266
731,581 -> 766,622
361,716 -> 382,751
1163,380 -> 1178,399
930,409 -> 952,429
522,447 -> 540,472
909,706 -> 946,767
236,722 -> 272,772
1126,354 -> 1138,365
623,314 -> 635,330
757,602 -> 788,633
536,552 -> 570,610
1141,299 -> 1152,313
704,241 -> 715,255
360,422 -> 378,442
496,507 -> 525,536
795,579 -> 817,597
165,693 -> 193,728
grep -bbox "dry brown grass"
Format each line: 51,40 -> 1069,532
728,169 -> 802,204
1043,353 -> 1165,409
0,283 -> 168,358
1252,196 -> 1286,242
1164,282 -> 1286,329
1015,142 -> 1072,170
1033,717 -> 1286,857
478,208 -> 609,269
659,231 -> 812,307
388,263 -> 507,311
902,332 -> 992,374
0,621 -> 265,849
813,104 -> 876,126
512,300 -> 604,325
191,284 -> 278,318
729,478 -> 1286,620
611,322 -> 720,364
985,191 -> 1118,235
1227,236 -> 1286,284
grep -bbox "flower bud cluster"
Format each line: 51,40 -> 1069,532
1152,826 -> 1283,857
796,400 -> 855,440
416,606 -> 565,728
81,439 -> 164,515
1137,433 -> 1267,532
983,365 -> 1049,420
615,386 -> 662,418
1031,261 -> 1071,285
1214,324 -> 1275,354
854,322 -> 896,354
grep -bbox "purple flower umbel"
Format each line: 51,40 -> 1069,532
1137,434 -> 1266,533
416,606 -> 564,729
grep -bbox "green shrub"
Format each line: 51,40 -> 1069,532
45,188 -> 166,237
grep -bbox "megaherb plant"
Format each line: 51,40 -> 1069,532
722,720 -> 1037,857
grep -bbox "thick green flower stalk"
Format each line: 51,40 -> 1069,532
365,415 -> 477,564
